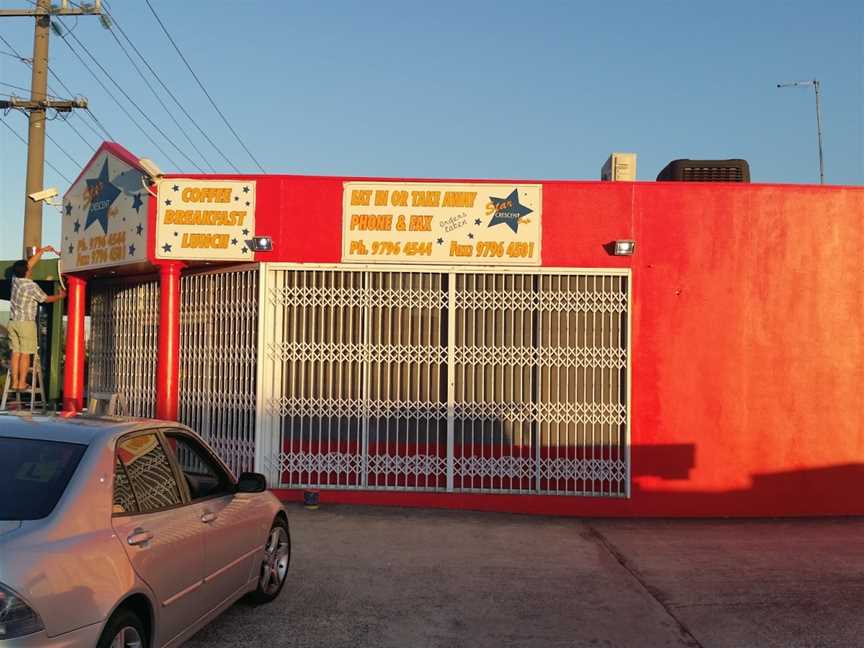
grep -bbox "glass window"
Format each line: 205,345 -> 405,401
116,433 -> 182,513
163,433 -> 233,500
0,437 -> 86,520
112,457 -> 138,514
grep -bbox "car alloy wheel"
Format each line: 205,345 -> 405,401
110,626 -> 143,648
260,525 -> 290,595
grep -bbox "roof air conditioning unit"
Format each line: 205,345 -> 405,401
657,159 -> 750,183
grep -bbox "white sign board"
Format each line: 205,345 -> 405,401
342,182 -> 542,265
61,151 -> 149,272
155,179 -> 256,261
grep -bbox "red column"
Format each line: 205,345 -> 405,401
155,262 -> 184,421
62,275 -> 87,412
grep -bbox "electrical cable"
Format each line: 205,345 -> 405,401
100,10 -> 209,172
53,26 -> 183,168
102,2 -> 233,173
1,117 -> 73,184
144,0 -> 265,172
59,24 -> 203,171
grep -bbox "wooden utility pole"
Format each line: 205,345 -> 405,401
0,0 -> 101,255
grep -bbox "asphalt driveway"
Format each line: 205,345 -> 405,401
183,505 -> 864,648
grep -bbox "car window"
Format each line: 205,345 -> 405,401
0,437 -> 86,521
115,433 -> 182,513
163,432 -> 233,501
112,457 -> 139,515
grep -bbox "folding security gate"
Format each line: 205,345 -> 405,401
89,278 -> 160,417
89,267 -> 258,476
256,264 -> 631,497
179,266 -> 258,475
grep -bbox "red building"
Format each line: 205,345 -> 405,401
62,142 -> 864,517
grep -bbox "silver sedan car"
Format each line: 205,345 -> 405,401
0,414 -> 291,647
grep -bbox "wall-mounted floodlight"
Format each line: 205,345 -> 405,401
138,158 -> 164,180
613,240 -> 636,256
249,236 -> 273,252
28,187 -> 59,203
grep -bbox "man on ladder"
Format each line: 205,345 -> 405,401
7,246 -> 65,396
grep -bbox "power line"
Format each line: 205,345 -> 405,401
58,23 -> 203,170
1,30 -> 104,145
53,24 -> 183,168
99,6 -> 211,172
1,117 -> 73,184
102,0 -> 239,172
144,0 -> 265,172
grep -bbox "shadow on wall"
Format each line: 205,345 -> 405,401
272,438 -> 864,517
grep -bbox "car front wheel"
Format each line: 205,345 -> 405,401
97,608 -> 147,648
249,517 -> 291,604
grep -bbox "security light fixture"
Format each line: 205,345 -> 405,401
613,240 -> 636,256
138,158 -> 164,180
250,236 -> 273,252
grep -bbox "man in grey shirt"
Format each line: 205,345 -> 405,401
8,246 -> 66,391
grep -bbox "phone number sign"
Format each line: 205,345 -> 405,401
342,182 -> 541,265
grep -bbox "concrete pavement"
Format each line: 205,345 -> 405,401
184,506 -> 864,648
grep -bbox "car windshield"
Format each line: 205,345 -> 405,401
0,436 -> 87,520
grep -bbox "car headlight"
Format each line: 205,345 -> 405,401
0,583 -> 44,639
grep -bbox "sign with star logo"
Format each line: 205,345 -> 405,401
342,182 -> 541,265
61,148 -> 149,272
155,179 -> 256,261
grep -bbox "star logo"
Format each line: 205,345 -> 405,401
164,199 -> 172,206
487,189 -> 532,234
131,193 -> 143,213
64,203 -> 72,217
242,228 -> 249,236
436,238 -> 444,245
172,185 -> 179,192
73,220 -> 81,233
84,160 -> 122,235
243,186 -> 250,193
162,243 -> 172,253
231,238 -> 238,246
474,218 -> 482,226
136,223 -> 143,236
68,243 -> 74,254
128,244 -> 136,256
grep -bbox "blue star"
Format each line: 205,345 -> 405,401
64,203 -> 72,217
162,243 -> 172,253
242,228 -> 249,236
487,189 -> 532,234
131,193 -> 143,213
474,218 -> 482,226
231,238 -> 238,246
128,244 -> 136,256
84,160 -> 121,235
136,223 -> 143,236
73,220 -> 81,233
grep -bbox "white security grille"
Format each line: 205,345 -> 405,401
179,266 -> 258,476
89,279 -> 159,417
258,264 -> 631,497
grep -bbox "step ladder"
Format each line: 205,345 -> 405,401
1,347 -> 46,413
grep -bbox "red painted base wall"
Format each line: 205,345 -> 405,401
173,171 -> 864,517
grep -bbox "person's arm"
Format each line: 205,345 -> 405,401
44,289 -> 66,304
26,245 -> 58,271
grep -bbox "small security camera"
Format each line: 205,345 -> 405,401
28,187 -> 59,202
138,158 -> 164,179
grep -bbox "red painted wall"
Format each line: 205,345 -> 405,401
170,171 -> 864,516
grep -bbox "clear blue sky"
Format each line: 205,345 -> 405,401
0,0 -> 861,261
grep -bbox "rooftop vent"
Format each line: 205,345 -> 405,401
657,159 -> 750,183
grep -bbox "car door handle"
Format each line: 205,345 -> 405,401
127,528 -> 154,546
200,512 -> 218,524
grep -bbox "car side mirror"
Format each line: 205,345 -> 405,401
236,472 -> 267,493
